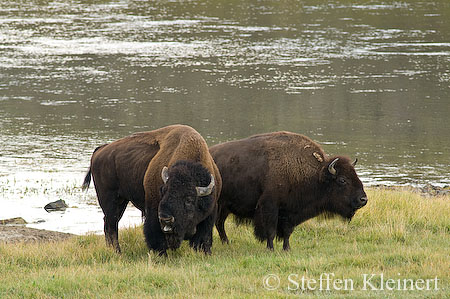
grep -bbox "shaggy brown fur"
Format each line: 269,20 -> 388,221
210,131 -> 367,251
83,125 -> 221,254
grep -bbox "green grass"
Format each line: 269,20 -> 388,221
1,188 -> 449,298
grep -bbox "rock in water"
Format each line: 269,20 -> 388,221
44,199 -> 68,212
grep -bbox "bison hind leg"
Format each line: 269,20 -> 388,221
100,193 -> 128,253
104,220 -> 121,253
215,206 -> 230,244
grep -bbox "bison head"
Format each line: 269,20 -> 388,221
158,160 -> 215,249
321,156 -> 367,220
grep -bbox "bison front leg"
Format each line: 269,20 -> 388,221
277,213 -> 294,251
144,207 -> 168,256
254,194 -> 279,251
279,224 -> 294,251
189,211 -> 217,255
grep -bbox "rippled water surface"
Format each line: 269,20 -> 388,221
1,0 -> 449,234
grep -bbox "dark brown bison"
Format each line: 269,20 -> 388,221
209,131 -> 367,251
82,125 -> 221,255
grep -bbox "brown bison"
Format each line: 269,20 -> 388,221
82,125 -> 222,255
209,131 -> 367,251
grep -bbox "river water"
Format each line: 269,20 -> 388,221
1,0 -> 449,234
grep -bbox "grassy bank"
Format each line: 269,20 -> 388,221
1,188 -> 449,298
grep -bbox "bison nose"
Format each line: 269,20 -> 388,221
159,213 -> 175,223
159,213 -> 175,233
359,196 -> 368,207
352,196 -> 368,209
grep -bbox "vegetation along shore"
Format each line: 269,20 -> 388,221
0,187 -> 449,298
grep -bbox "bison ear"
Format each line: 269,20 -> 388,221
161,166 -> 169,184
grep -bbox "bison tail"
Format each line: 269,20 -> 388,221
82,144 -> 107,191
82,168 -> 91,191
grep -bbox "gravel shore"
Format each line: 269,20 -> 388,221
0,226 -> 75,244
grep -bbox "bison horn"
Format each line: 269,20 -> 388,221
352,158 -> 358,167
161,166 -> 169,184
196,174 -> 215,197
328,158 -> 339,175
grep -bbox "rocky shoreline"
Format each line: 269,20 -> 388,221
0,225 -> 75,244
372,184 -> 450,197
0,200 -> 74,244
0,217 -> 75,244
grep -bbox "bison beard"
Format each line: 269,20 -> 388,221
210,131 -> 368,251
165,233 -> 183,249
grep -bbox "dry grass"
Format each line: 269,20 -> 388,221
0,188 -> 449,298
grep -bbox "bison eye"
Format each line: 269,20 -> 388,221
337,176 -> 347,186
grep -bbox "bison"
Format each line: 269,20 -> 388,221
209,131 -> 367,251
82,125 -> 221,255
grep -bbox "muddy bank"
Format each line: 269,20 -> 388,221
0,225 -> 75,244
